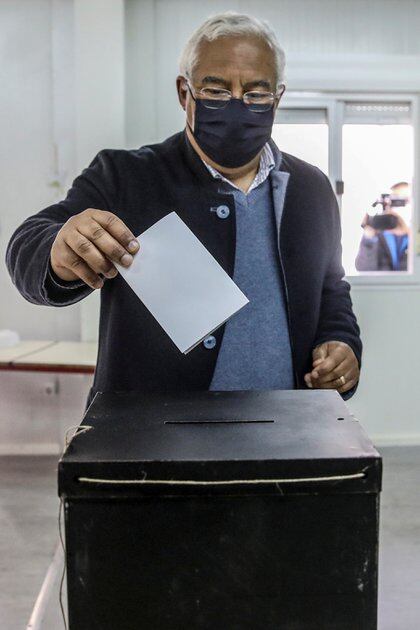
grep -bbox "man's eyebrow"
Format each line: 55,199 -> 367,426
201,76 -> 230,86
243,79 -> 272,91
199,76 -> 273,90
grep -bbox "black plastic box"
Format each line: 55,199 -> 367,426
59,389 -> 382,630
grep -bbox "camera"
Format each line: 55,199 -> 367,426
363,193 -> 407,231
365,214 -> 399,231
372,193 -> 407,210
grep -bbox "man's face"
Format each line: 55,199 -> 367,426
177,35 -> 281,131
389,183 -> 411,224
391,184 -> 410,203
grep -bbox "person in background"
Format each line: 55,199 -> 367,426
355,182 -> 410,272
6,12 -> 362,404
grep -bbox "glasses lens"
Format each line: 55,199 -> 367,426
201,99 -> 230,110
244,91 -> 275,112
199,87 -> 231,109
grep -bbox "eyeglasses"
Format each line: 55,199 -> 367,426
185,80 -> 282,113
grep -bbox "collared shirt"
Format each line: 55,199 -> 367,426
202,143 -> 275,193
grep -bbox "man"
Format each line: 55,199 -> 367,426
356,182 -> 410,272
6,12 -> 361,406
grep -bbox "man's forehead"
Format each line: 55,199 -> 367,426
193,35 -> 276,82
392,184 -> 410,195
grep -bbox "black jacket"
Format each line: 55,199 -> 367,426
6,131 -> 362,403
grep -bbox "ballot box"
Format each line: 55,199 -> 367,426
58,390 -> 382,630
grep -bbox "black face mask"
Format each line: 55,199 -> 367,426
187,95 -> 276,169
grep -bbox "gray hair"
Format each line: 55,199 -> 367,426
179,12 -> 286,90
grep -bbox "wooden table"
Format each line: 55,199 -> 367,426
0,341 -> 97,374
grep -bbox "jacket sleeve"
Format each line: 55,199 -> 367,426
5,150 -> 119,307
355,235 -> 379,271
313,174 -> 363,400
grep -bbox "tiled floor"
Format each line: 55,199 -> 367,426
0,448 -> 419,629
0,456 -> 59,629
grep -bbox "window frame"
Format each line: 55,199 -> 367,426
274,91 -> 420,286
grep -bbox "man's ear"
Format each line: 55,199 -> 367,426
275,83 -> 286,109
176,76 -> 188,110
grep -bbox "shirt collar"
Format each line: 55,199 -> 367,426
202,143 -> 276,194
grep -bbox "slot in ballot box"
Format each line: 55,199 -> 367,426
58,389 -> 382,630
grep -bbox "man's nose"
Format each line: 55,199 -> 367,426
231,88 -> 243,99
229,80 -> 245,100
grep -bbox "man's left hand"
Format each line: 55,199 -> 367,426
304,341 -> 360,394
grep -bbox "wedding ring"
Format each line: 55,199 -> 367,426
339,375 -> 346,386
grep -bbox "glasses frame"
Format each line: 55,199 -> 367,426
185,79 -> 285,113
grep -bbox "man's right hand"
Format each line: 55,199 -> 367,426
50,208 -> 139,289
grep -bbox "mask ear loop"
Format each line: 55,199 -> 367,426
184,80 -> 197,136
185,80 -> 196,102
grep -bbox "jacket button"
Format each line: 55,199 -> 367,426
203,335 -> 217,349
216,205 -> 230,219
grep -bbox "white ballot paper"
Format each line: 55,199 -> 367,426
116,212 -> 249,353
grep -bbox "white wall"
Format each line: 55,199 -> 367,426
350,287 -> 420,444
72,0 -> 126,341
73,0 -> 125,170
0,0 -> 125,343
0,0 -> 81,341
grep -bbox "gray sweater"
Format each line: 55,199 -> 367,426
209,174 -> 294,390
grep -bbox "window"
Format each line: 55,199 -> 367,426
273,95 -> 416,279
342,103 -> 413,275
272,108 -> 329,173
